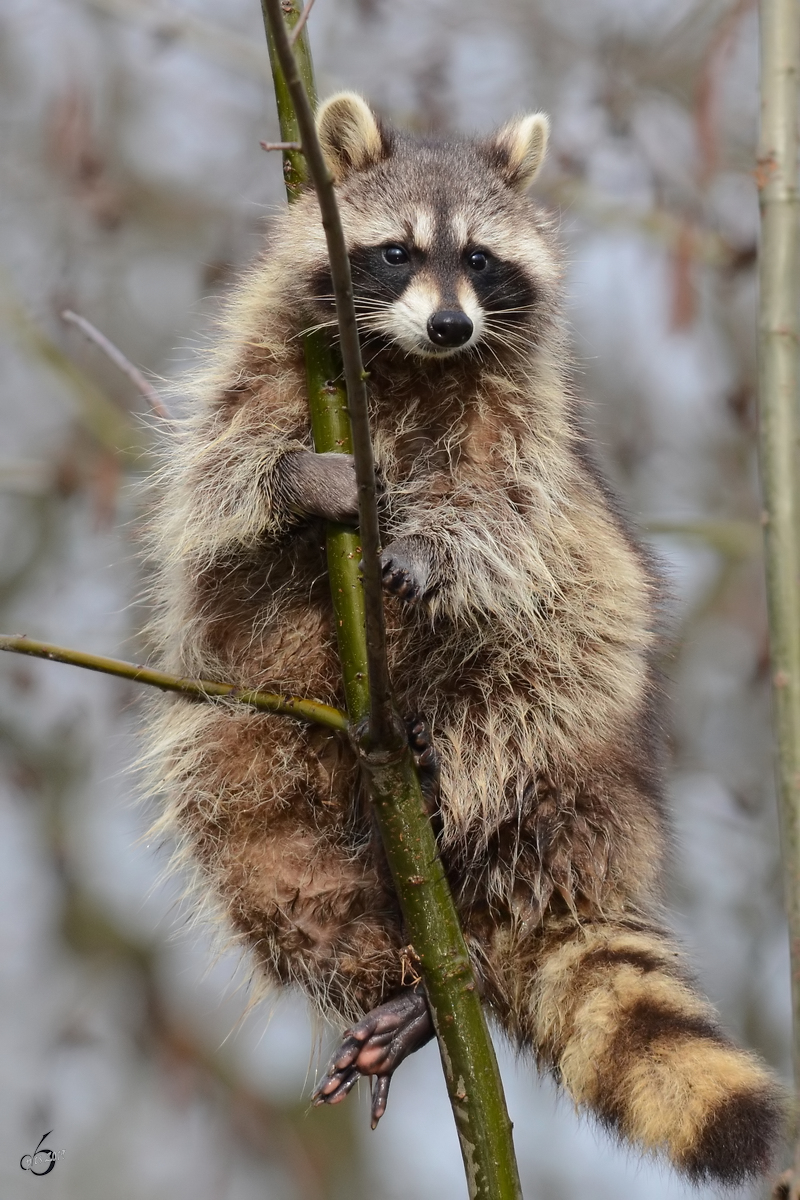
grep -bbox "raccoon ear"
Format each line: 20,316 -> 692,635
484,113 -> 550,191
316,92 -> 390,181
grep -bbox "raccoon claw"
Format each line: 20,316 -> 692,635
312,987 -> 434,1128
381,558 -> 422,602
312,1061 -> 361,1105
370,1075 -> 392,1127
407,714 -> 440,813
407,714 -> 436,766
380,541 -> 430,603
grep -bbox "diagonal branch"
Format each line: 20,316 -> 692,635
289,0 -> 316,46
0,636 -> 348,732
61,309 -> 172,422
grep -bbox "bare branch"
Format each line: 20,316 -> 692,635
260,140 -> 302,151
289,0 -> 316,45
61,309 -> 172,423
0,636 -> 348,732
3,293 -> 140,457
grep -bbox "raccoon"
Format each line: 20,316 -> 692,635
146,92 -> 787,1182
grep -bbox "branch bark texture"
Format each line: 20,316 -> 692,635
259,5 -> 522,1198
757,0 -> 800,1165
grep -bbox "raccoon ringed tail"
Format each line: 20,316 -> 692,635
525,919 -> 787,1182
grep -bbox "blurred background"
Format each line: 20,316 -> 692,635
0,0 -> 790,1196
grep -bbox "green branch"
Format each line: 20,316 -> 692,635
259,5 -> 522,1198
263,0 -> 392,746
0,636 -> 348,732
262,4 -> 369,722
757,0 -> 800,1180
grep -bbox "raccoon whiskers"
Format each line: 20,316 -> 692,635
297,308 -> 391,345
295,318 -> 341,339
485,322 -> 536,356
484,331 -> 531,361
313,292 -> 394,313
298,314 -> 386,343
484,305 -> 540,317
361,340 -> 392,371
485,313 -> 537,334
479,341 -> 517,382
352,303 -> 396,331
456,332 -> 511,379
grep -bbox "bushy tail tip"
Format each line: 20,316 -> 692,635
528,920 -> 790,1183
676,1075 -> 788,1184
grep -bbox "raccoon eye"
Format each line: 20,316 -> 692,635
468,250 -> 489,272
382,245 -> 410,266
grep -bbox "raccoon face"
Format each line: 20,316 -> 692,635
308,93 -> 556,362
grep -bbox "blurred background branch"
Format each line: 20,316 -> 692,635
756,0 -> 800,1184
60,309 -> 171,421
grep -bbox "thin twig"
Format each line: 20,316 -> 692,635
263,0 -> 393,750
260,140 -> 302,151
2,291 -> 140,457
61,309 -> 172,422
289,0 -> 316,45
0,636 -> 348,732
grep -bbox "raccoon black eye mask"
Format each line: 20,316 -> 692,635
145,90 -> 787,1178
313,233 -> 537,357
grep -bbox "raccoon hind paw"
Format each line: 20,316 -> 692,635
312,987 -> 434,1129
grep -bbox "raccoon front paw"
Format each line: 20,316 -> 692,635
276,450 -> 358,524
380,537 -> 432,603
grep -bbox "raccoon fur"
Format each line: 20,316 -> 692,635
145,92 -> 787,1183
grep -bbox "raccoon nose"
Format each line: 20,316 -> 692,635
427,310 -> 474,348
